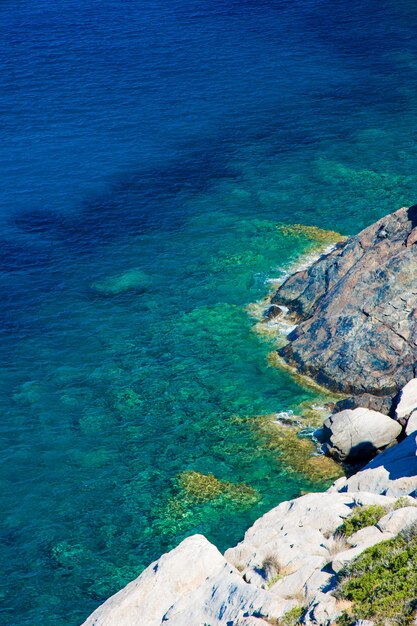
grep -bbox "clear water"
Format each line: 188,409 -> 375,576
2,0 -> 417,624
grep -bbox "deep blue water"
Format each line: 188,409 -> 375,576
2,0 -> 417,624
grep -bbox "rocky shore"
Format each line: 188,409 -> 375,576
82,207 -> 417,626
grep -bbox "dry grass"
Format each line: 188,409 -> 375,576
327,531 -> 350,557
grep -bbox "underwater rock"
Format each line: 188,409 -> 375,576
273,206 -> 417,399
322,407 -> 402,463
91,268 -> 151,296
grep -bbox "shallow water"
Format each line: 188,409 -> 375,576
2,0 -> 417,624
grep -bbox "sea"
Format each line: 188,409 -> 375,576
1,0 -> 417,623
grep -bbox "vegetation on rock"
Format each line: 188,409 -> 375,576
338,504 -> 387,537
336,525 -> 417,625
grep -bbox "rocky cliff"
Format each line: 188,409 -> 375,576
273,206 -> 417,409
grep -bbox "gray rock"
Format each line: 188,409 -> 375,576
272,205 -> 417,397
264,304 -> 283,320
322,407 -> 401,462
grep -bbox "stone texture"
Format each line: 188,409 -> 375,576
396,379 -> 417,419
322,407 -> 401,462
330,433 -> 417,497
377,506 -> 417,534
81,534 -> 285,626
272,206 -> 417,397
82,491 -> 414,626
406,410 -> 417,435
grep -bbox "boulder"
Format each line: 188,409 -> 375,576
330,433 -> 417,497
406,410 -> 417,435
303,592 -> 338,626
376,506 -> 417,534
263,304 -> 283,320
322,407 -> 401,462
272,205 -> 417,398
395,378 -> 417,419
91,268 -> 151,296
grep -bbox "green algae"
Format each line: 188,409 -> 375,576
277,223 -> 346,246
251,414 -> 342,484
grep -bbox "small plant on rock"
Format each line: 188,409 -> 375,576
278,606 -> 305,626
327,530 -> 349,556
261,554 -> 283,587
338,504 -> 387,537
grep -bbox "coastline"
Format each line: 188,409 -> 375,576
81,208 -> 417,625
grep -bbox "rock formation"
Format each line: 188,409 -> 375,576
321,407 -> 401,462
82,483 -> 417,625
273,206 -> 417,405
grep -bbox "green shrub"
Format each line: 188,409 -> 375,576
279,606 -> 305,625
338,504 -> 387,537
337,526 -> 417,625
393,496 -> 417,510
335,612 -> 355,626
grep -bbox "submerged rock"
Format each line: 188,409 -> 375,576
273,205 -> 417,399
321,407 -> 402,463
91,268 -> 151,296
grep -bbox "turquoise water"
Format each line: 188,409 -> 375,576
2,0 -> 417,624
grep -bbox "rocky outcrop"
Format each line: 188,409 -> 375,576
82,534 -> 287,626
321,407 -> 402,462
331,433 -> 417,497
82,488 -> 417,626
81,209 -> 417,625
272,206 -> 417,400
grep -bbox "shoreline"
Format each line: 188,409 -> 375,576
81,209 -> 417,626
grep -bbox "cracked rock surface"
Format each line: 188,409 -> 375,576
273,205 -> 417,400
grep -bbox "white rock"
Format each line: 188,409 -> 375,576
225,492 -> 356,577
348,525 -> 383,548
406,410 -> 417,435
269,556 -> 326,600
331,545 -> 369,573
377,506 -> 417,534
81,535 -> 284,626
330,434 -> 417,497
303,591 -> 338,626
322,408 -> 401,462
331,530 -> 394,573
303,569 -> 334,601
395,378 -> 417,419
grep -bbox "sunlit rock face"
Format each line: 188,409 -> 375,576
273,206 -> 417,402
